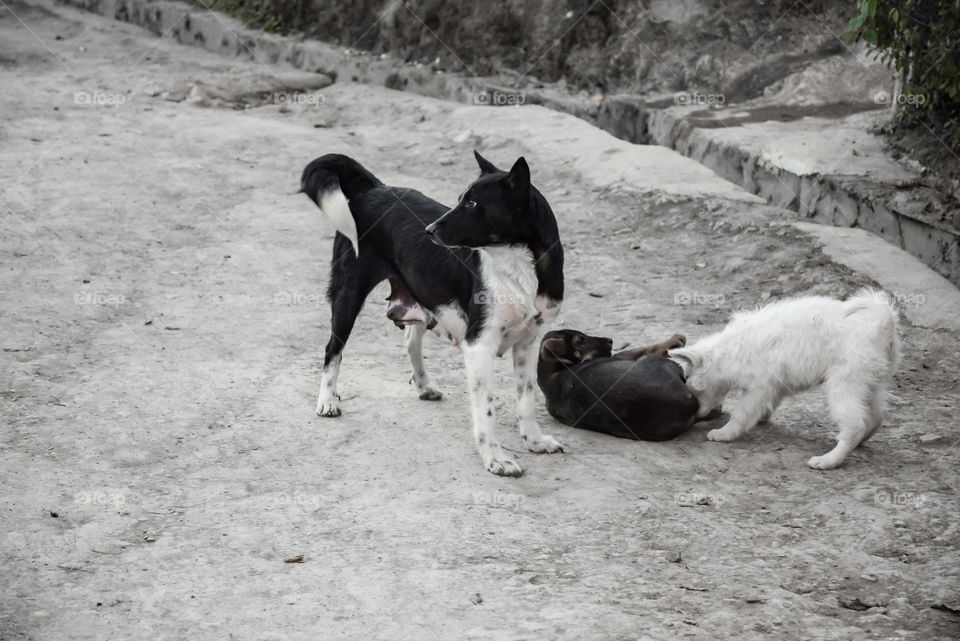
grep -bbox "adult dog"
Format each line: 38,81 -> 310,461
669,289 -> 901,469
300,152 -> 564,476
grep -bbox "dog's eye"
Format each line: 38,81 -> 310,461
465,200 -> 477,209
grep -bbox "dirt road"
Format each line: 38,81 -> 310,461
1,2 -> 958,640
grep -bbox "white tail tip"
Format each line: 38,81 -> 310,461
319,188 -> 359,258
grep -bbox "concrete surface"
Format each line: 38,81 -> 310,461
794,222 -> 960,332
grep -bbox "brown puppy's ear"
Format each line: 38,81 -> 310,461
540,337 -> 576,365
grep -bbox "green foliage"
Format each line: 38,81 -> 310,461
844,0 -> 960,149
199,0 -> 293,34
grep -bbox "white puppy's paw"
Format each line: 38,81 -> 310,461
316,391 -> 341,417
706,426 -> 739,442
524,434 -> 564,454
807,454 -> 843,470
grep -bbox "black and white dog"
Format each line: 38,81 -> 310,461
300,151 -> 565,476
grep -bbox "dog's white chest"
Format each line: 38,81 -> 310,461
480,247 -> 545,354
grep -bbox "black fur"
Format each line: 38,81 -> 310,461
426,151 -> 563,303
301,151 -> 563,394
537,330 -> 698,441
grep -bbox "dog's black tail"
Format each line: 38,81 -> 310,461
300,154 -> 383,257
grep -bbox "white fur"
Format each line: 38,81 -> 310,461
670,288 -> 901,469
429,304 -> 468,347
318,188 -> 359,257
405,325 -> 441,400
481,246 -> 541,355
461,246 -> 562,476
314,244 -> 562,476
316,353 -> 343,416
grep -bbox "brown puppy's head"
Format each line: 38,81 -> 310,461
539,329 -> 613,366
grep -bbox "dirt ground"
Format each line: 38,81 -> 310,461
1,2 -> 958,640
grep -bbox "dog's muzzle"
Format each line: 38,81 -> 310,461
424,222 -> 445,246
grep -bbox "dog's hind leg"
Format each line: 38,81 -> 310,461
808,377 -> 872,469
405,324 -> 442,401
759,398 -> 782,423
316,249 -> 384,417
463,341 -> 521,477
512,335 -> 563,454
862,386 -> 885,442
317,290 -> 365,416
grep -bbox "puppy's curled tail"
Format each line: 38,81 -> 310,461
300,154 -> 383,257
844,288 -> 902,371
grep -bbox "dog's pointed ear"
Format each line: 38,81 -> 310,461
668,348 -> 700,378
540,337 -> 574,365
474,150 -> 499,175
505,157 -> 530,194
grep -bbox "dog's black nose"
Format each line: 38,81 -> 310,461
604,338 -> 613,345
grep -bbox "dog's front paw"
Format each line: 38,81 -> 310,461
706,427 -> 738,442
316,391 -> 341,417
418,388 -> 443,401
480,443 -> 523,477
524,434 -> 564,454
807,454 -> 843,470
486,457 -> 523,477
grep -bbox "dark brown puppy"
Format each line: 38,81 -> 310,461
537,329 -> 698,440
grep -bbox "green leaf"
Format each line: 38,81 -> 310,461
863,29 -> 879,45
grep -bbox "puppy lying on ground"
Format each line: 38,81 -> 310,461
537,330 -> 699,440
669,289 -> 901,469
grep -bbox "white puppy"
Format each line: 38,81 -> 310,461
669,289 -> 901,469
